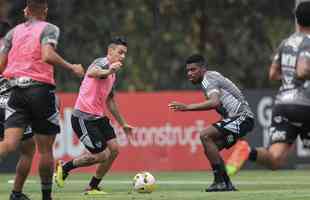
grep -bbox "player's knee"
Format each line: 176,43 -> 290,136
21,139 -> 36,158
270,162 -> 281,170
270,155 -> 284,170
5,140 -> 18,153
200,132 -> 212,143
110,147 -> 119,159
86,155 -> 97,164
97,148 -> 111,163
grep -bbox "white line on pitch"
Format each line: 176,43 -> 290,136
7,179 -> 310,185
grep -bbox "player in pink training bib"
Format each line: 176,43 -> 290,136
55,37 -> 133,195
0,1 -> 84,200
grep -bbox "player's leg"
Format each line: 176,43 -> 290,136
10,135 -> 35,200
204,114 -> 254,192
249,143 -> 292,170
85,138 -> 119,194
86,117 -> 118,193
200,125 -> 235,192
56,147 -> 111,188
30,85 -> 61,200
252,104 -> 310,169
35,134 -> 56,200
0,128 -> 24,162
226,139 -> 251,176
55,115 -> 112,188
0,88 -> 28,162
227,105 -> 298,175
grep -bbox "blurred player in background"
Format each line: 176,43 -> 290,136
0,1 -> 84,200
168,54 -> 254,192
0,19 -> 34,200
55,37 -> 133,195
226,1 -> 310,175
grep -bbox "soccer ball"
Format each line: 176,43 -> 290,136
132,171 -> 156,193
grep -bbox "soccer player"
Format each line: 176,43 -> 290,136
0,20 -> 34,200
168,54 -> 254,192
0,1 -> 84,200
55,37 -> 133,195
226,1 -> 310,174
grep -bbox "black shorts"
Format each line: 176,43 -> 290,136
0,107 -> 33,141
213,113 -> 254,149
5,84 -> 60,135
71,115 -> 116,154
270,104 -> 310,148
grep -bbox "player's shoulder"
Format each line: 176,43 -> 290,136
298,33 -> 310,48
282,32 -> 307,49
90,57 -> 109,68
205,70 -> 223,80
43,22 -> 60,32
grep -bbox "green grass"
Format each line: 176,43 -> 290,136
1,170 -> 310,200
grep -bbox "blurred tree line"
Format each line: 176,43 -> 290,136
5,0 -> 295,92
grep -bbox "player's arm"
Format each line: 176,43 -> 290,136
40,24 -> 84,77
87,61 -> 122,79
0,29 -> 13,73
269,54 -> 281,81
296,49 -> 310,79
169,92 -> 220,112
106,90 -> 133,135
0,52 -> 7,73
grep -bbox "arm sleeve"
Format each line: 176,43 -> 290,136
299,46 -> 310,60
0,29 -> 14,54
272,40 -> 286,65
201,73 -> 220,97
89,58 -> 109,70
40,24 -> 60,48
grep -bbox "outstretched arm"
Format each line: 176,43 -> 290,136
87,61 -> 122,79
168,92 -> 220,112
40,24 -> 84,77
41,44 -> 84,77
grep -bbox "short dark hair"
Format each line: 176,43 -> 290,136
109,36 -> 128,47
0,21 -> 11,38
295,1 -> 310,27
186,54 -> 207,68
27,0 -> 48,12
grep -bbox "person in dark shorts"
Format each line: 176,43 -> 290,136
55,37 -> 133,195
168,54 -> 254,192
0,1 -> 84,200
227,1 -> 310,174
0,20 -> 34,200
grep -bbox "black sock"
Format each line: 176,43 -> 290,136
41,182 -> 52,200
211,159 -> 231,184
63,160 -> 77,175
211,164 -> 223,183
219,159 -> 231,184
11,191 -> 21,197
249,148 -> 258,162
89,176 -> 102,189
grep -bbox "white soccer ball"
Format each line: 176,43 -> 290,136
132,171 -> 156,193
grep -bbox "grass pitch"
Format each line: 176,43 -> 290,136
1,170 -> 310,200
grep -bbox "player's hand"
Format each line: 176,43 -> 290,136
168,101 -> 188,111
122,123 -> 133,137
110,62 -> 122,73
71,64 -> 85,77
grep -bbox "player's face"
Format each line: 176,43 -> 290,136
109,45 -> 127,63
186,63 -> 204,84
